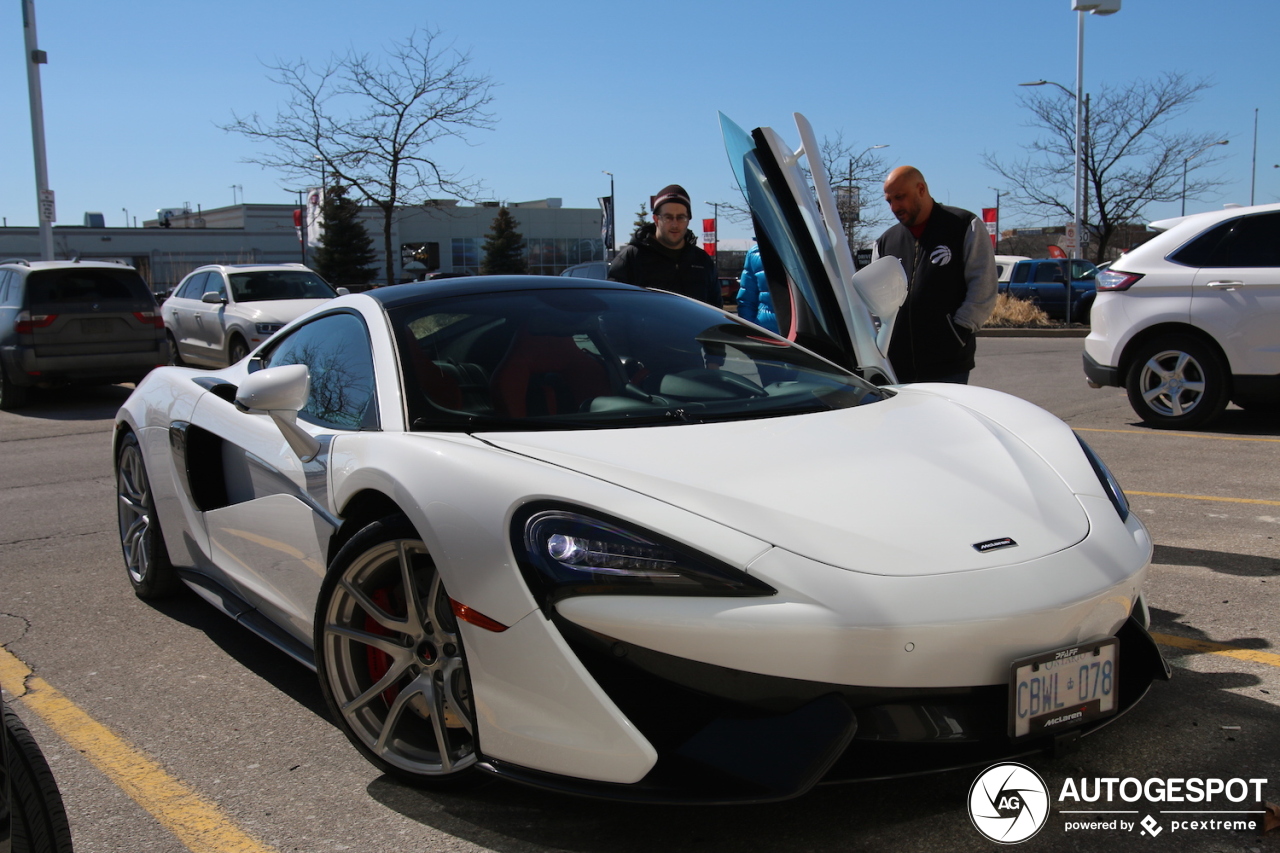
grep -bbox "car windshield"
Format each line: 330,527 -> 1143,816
391,287 -> 887,432
229,270 -> 337,302
1069,260 -> 1098,281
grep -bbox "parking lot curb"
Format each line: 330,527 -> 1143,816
979,327 -> 1090,338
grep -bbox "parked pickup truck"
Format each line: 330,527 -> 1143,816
1001,258 -> 1099,322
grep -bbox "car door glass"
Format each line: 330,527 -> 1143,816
205,273 -> 227,301
177,272 -> 208,300
263,312 -> 376,429
1212,212 -> 1280,267
1171,220 -> 1234,267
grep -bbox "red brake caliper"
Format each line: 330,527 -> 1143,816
364,588 -> 401,706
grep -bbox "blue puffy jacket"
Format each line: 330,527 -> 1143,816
735,245 -> 778,333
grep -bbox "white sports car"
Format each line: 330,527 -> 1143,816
113,114 -> 1168,802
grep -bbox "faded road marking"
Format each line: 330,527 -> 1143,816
1128,491 -> 1280,507
0,645 -> 279,853
1151,633 -> 1280,669
1075,427 -> 1280,444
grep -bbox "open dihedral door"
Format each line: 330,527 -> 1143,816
719,111 -> 903,385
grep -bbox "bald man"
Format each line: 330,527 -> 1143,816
873,166 -> 997,384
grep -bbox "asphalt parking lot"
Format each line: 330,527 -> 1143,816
0,335 -> 1276,852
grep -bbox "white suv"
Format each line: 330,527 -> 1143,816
163,264 -> 343,367
1083,203 -> 1280,428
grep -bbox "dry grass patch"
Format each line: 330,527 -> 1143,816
985,292 -> 1053,327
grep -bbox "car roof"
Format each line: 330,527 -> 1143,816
193,263 -> 315,273
1,258 -> 137,271
364,275 -> 643,309
1116,202 -> 1280,267
1147,201 -> 1280,233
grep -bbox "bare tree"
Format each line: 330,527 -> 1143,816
720,132 -> 891,251
985,72 -> 1229,262
819,133 -> 893,250
223,27 -> 496,285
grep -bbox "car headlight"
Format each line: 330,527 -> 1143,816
1077,436 -> 1130,521
255,322 -> 284,335
514,507 -> 775,607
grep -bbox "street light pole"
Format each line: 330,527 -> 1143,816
834,144 -> 888,247
1181,140 -> 1230,216
22,0 -> 55,259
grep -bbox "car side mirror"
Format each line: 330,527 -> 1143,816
336,286 -> 350,296
201,291 -> 227,304
234,364 -> 321,461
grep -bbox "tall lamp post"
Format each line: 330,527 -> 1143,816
22,0 -> 54,259
1020,1 -> 1119,265
1181,140 -> 1230,216
1071,1 -> 1120,258
835,144 -> 888,248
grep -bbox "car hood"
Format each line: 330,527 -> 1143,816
232,298 -> 334,324
481,389 -> 1090,577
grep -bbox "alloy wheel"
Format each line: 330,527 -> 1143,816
319,532 -> 477,781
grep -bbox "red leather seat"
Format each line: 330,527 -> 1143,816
490,328 -> 612,417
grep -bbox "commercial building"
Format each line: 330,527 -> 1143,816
0,198 -> 605,293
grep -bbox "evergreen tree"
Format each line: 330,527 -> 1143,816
311,184 -> 379,286
631,203 -> 651,238
480,207 -> 527,274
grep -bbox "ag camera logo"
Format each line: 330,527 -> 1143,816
969,763 -> 1051,844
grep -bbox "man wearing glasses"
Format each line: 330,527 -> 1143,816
608,184 -> 722,306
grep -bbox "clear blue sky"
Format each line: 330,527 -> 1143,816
3,0 -> 1276,242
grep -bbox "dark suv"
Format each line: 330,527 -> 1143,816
0,259 -> 167,409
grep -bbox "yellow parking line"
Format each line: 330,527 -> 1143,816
1075,427 -> 1280,444
0,646 -> 278,853
1151,633 -> 1280,669
1128,491 -> 1280,507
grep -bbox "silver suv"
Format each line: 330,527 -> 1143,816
0,258 -> 167,410
163,264 -> 342,367
1083,203 -> 1280,428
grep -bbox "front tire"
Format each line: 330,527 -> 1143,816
1125,335 -> 1228,429
315,514 -> 479,787
4,703 -> 74,853
227,336 -> 249,365
116,430 -> 182,598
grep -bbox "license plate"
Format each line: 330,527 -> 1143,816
80,319 -> 114,334
1009,638 -> 1118,738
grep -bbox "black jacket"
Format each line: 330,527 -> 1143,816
876,204 -> 979,382
607,224 -> 722,306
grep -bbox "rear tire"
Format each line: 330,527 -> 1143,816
1125,335 -> 1228,429
4,703 -> 74,853
166,332 -> 184,367
116,430 -> 182,598
0,364 -> 30,411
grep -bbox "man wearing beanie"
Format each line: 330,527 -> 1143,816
608,184 -> 722,306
